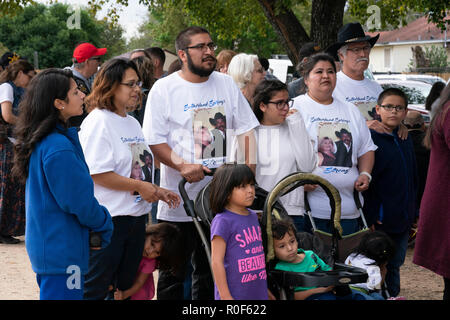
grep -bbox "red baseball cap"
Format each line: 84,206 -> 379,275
73,43 -> 107,63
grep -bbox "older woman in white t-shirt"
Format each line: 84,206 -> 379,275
79,58 -> 180,300
227,53 -> 266,106
292,53 -> 377,236
252,79 -> 317,232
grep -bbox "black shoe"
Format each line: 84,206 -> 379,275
0,235 -> 20,244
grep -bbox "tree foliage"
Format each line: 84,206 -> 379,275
0,2 -> 126,68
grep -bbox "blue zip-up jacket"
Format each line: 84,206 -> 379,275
25,125 -> 113,275
362,128 -> 418,234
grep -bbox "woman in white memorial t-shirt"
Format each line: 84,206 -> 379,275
292,53 -> 377,236
79,58 -> 180,300
252,79 -> 317,232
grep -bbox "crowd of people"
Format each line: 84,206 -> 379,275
0,21 -> 448,301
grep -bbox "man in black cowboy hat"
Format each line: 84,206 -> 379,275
334,128 -> 353,168
327,23 -> 403,135
139,150 -> 153,183
328,23 -> 409,139
204,112 -> 226,158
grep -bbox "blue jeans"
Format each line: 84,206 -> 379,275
378,228 -> 409,297
37,274 -> 84,300
83,215 -> 146,300
308,217 -> 360,236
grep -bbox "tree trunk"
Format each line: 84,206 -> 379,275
310,0 -> 346,51
257,0 -> 346,66
257,0 -> 310,66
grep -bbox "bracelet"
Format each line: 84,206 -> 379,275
359,171 -> 372,182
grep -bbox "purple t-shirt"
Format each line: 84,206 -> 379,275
210,209 -> 268,300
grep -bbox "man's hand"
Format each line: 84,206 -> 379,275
367,120 -> 391,134
354,174 -> 370,192
179,163 -> 211,183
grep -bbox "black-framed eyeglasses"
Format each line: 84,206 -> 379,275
184,42 -> 217,52
380,104 -> 406,112
120,81 -> 142,88
267,99 -> 293,110
89,57 -> 102,62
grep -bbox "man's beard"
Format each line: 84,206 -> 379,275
186,51 -> 216,77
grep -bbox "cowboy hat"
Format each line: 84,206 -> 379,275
139,149 -> 152,163
326,22 -> 380,59
335,128 -> 352,138
209,112 -> 226,126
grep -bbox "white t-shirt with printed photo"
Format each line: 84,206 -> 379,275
79,108 -> 153,217
333,71 -> 383,121
142,71 -> 259,222
293,94 -> 377,220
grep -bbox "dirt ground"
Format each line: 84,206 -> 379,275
0,236 -> 444,300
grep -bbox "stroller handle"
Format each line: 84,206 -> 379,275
178,168 -> 216,218
263,172 -> 342,262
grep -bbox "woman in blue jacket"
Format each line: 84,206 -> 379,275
12,68 -> 113,300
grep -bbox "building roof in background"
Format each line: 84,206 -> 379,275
367,16 -> 448,44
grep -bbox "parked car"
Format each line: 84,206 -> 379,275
374,73 -> 445,86
377,79 -> 432,124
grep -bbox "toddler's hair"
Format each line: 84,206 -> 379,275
377,87 -> 408,108
209,163 -> 256,215
349,230 -> 396,266
146,222 -> 184,275
271,218 -> 297,240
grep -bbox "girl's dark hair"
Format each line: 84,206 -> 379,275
349,231 -> 395,266
271,218 -> 297,240
252,79 -> 288,122
302,52 -> 336,80
424,82 -> 450,149
146,222 -> 184,275
425,81 -> 445,111
12,68 -> 73,183
85,58 -> 141,113
209,163 -> 256,215
377,87 -> 408,108
0,59 -> 35,84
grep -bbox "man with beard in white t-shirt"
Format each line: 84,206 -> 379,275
142,26 -> 259,300
327,23 -> 408,139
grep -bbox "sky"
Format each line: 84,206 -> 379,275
36,0 -> 149,40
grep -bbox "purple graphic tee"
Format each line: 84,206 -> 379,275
210,209 -> 268,300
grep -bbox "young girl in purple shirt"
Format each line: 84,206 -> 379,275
209,164 -> 268,300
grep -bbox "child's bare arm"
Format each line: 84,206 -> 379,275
211,236 -> 233,300
114,272 -> 151,300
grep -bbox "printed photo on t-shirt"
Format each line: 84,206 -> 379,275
354,101 -> 381,121
317,123 -> 353,168
192,106 -> 227,167
130,143 -> 154,198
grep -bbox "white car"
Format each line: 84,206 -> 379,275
377,79 -> 432,124
374,73 -> 445,86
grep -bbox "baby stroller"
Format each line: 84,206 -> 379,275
261,172 -> 369,299
178,171 -> 368,300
